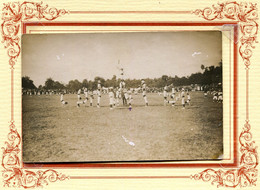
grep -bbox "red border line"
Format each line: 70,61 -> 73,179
69,11 -> 192,14
23,162 -> 238,168
246,70 -> 249,121
28,29 -> 218,33
28,26 -> 235,162
70,176 -> 190,179
27,28 -> 233,162
233,25 -> 238,166
22,22 -> 238,168
22,21 -> 238,29
229,30 -> 232,160
11,69 -> 14,121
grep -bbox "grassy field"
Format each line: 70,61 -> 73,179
22,91 -> 223,162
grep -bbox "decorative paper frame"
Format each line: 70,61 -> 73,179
0,1 -> 258,189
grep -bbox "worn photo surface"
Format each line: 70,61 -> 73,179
22,32 -> 223,162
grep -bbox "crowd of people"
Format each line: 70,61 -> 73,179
161,85 -> 191,109
59,79 -> 198,110
23,80 -> 222,109
68,79 -> 149,109
204,90 -> 223,103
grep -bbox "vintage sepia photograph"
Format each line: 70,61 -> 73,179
22,31 -> 223,163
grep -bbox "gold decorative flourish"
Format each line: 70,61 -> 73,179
1,1 -> 69,69
193,1 -> 258,68
1,2 -> 69,188
1,1 -> 258,189
192,2 -> 258,188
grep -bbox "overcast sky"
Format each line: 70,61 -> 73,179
22,32 -> 222,87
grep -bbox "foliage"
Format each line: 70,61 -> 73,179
44,78 -> 66,90
22,76 -> 36,89
24,61 -> 222,91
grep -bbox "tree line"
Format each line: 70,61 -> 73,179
22,61 -> 222,92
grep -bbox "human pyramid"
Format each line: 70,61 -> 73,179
60,78 -> 194,109
60,61 -> 195,109
60,78 -> 149,109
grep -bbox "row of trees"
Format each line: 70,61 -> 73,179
22,61 -> 222,92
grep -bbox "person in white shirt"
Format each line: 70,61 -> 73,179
88,90 -> 94,107
218,91 -> 223,103
170,87 -> 176,106
186,90 -> 191,105
141,79 -> 148,107
97,80 -> 102,108
213,91 -> 218,102
60,92 -> 68,105
115,88 -> 120,106
181,88 -> 185,109
163,86 -> 168,106
108,87 -> 115,110
119,79 -> 126,90
125,89 -> 133,109
77,88 -> 83,107
83,87 -> 88,106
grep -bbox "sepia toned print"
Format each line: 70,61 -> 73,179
22,32 -> 223,162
